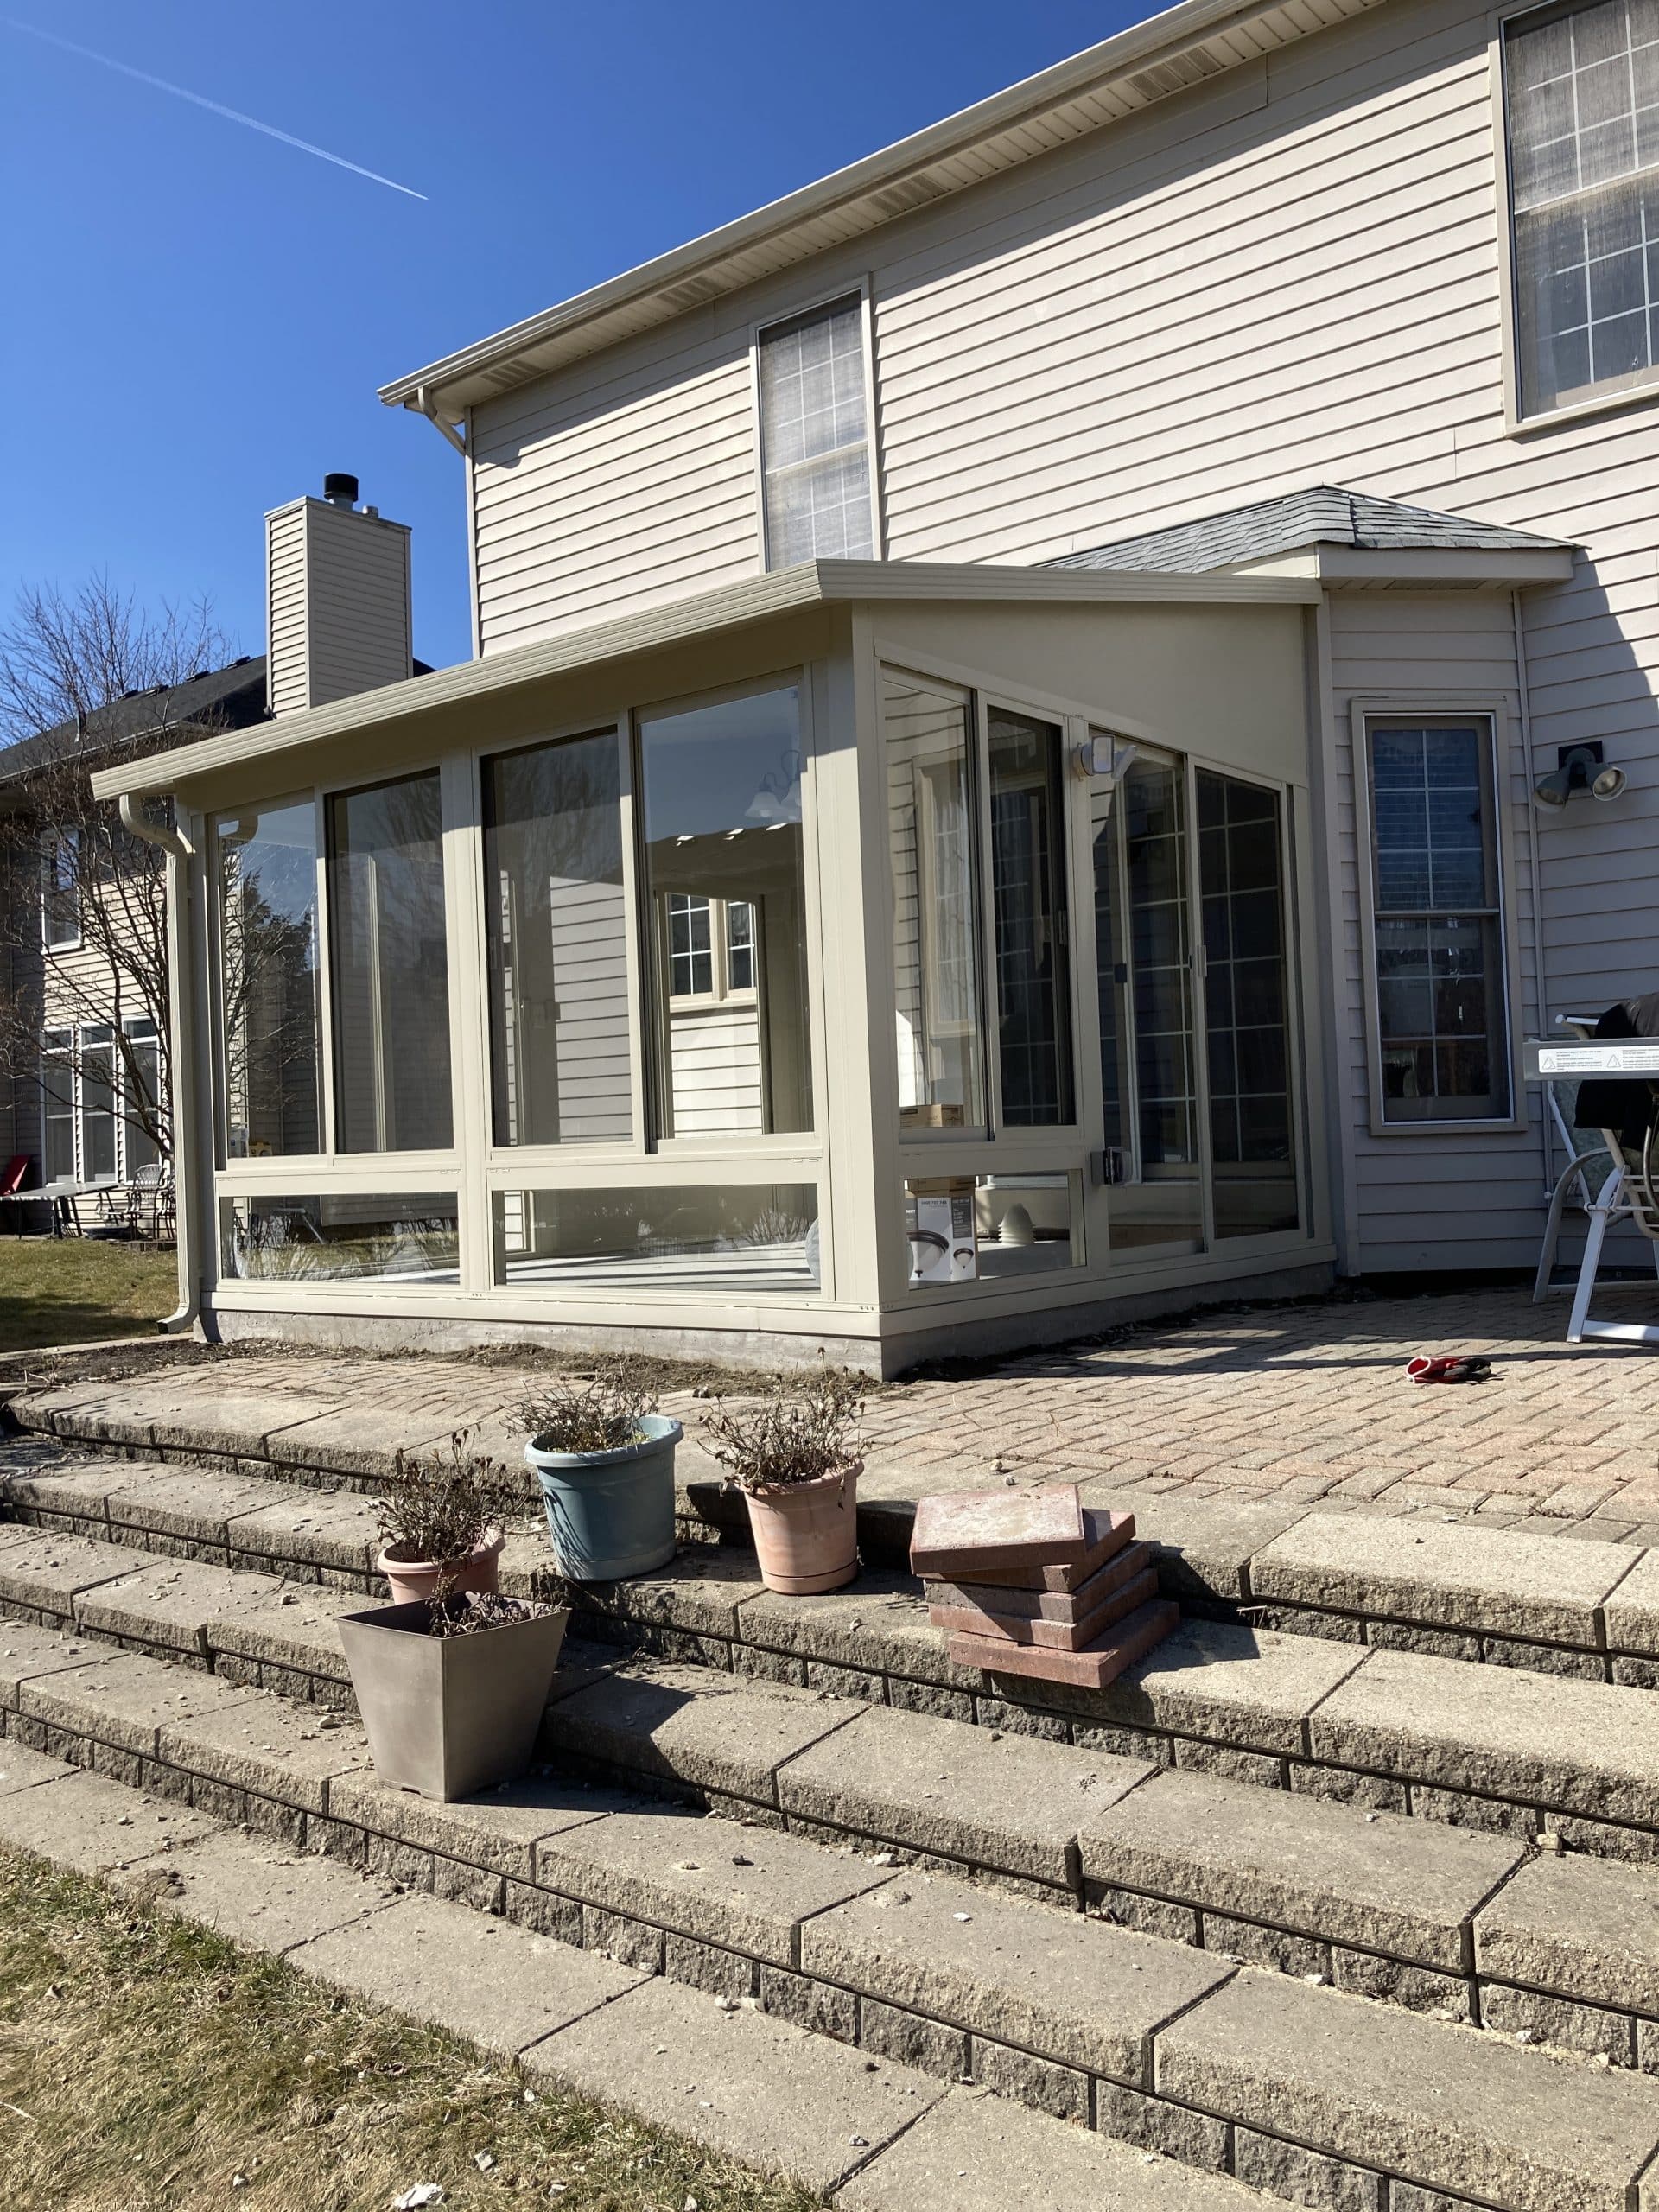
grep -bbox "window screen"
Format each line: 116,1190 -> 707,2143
1506,0 -> 1659,413
757,296 -> 874,566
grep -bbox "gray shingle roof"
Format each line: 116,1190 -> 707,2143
0,656 -> 270,787
1047,486 -> 1576,575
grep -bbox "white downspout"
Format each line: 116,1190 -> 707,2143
118,792 -> 200,1334
1511,590 -> 1553,1198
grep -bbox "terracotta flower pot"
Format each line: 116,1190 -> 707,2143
742,1461 -> 861,1595
376,1526 -> 505,1607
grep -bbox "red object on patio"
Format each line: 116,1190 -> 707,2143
0,1156 -> 28,1198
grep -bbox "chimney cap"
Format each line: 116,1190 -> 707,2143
322,472 -> 359,508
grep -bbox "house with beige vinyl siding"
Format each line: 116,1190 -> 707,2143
93,0 -> 1659,1369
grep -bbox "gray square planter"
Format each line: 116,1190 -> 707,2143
339,1599 -> 569,1802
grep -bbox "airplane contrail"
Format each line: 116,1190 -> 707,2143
3,16 -> 428,200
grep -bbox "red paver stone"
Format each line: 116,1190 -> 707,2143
929,1565 -> 1160,1650
924,1529 -> 1149,1620
909,1484 -> 1088,1580
944,1598 -> 1179,1688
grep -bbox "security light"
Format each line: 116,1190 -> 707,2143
1535,744 -> 1626,806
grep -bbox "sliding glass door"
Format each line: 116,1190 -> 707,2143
1093,748 -> 1300,1255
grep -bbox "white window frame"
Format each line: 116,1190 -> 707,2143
665,893 -> 760,1010
39,1029 -> 75,1185
1352,704 -> 1526,1135
1495,0 -> 1659,430
750,279 -> 883,571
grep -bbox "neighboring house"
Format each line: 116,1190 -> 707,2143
0,655 -> 269,1203
92,0 -> 1659,1370
0,474 -> 423,1211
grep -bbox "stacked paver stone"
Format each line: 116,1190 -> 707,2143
911,1483 -> 1179,1688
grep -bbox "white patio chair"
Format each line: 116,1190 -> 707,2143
1557,1107 -> 1659,1348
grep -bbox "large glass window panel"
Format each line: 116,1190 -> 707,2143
1093,757 -> 1203,1251
1506,0 -> 1659,414
123,1019 -> 162,1177
79,1026 -> 116,1181
1367,723 -> 1510,1122
327,772 -> 453,1154
215,796 -> 321,1160
640,685 -> 811,1140
483,733 -> 631,1149
758,296 -> 874,565
493,1183 -> 819,1294
224,1193 -> 459,1283
988,709 -> 1074,1126
1198,772 -> 1299,1239
886,675 -> 984,1129
41,1036 -> 74,1183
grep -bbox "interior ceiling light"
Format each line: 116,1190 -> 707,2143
1535,745 -> 1627,807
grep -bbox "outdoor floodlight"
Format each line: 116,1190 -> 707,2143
1534,744 -> 1627,807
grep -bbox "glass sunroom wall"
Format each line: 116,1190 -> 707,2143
486,668 -> 832,1307
214,796 -> 322,1160
639,683 -> 812,1141
327,772 -> 454,1154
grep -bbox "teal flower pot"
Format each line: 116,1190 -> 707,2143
524,1414 -> 682,1581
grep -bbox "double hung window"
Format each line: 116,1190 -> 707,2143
1364,719 -> 1511,1123
1504,0 -> 1659,415
757,296 -> 875,566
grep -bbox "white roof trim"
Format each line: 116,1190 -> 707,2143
91,558 -> 1318,801
380,0 -> 1387,416
1231,547 -> 1578,586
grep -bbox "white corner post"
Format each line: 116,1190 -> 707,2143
118,792 -> 201,1334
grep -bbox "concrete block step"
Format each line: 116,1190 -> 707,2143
17,1405 -> 1659,1683
11,1541 -> 1659,2084
23,1447 -> 1659,1872
0,1638 -> 1656,2212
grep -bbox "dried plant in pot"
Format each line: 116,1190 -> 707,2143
373,1432 -> 523,1605
339,1586 -> 571,1802
520,1358 -> 681,1581
706,1369 -> 864,1595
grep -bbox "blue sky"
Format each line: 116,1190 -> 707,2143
0,2 -> 1144,675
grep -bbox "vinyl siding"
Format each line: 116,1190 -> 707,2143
267,501 -> 411,713
666,1003 -> 765,1135
465,0 -> 1659,1270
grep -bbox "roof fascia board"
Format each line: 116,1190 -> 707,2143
1301,545 -> 1576,584
378,0 -> 1376,415
90,559 -> 1317,803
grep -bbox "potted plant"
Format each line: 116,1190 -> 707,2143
374,1432 -> 521,1605
339,1587 -> 570,1802
705,1368 -> 864,1594
520,1359 -> 682,1581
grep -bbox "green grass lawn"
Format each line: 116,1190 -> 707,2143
0,1849 -> 820,2212
0,1236 -> 177,1353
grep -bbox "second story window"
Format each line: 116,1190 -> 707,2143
41,829 -> 79,950
1504,0 -> 1659,416
757,296 -> 875,567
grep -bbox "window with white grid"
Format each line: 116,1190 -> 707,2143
1505,0 -> 1659,414
756,296 -> 874,567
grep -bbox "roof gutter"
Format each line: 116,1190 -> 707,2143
118,794 -> 200,1336
378,0 -> 1362,414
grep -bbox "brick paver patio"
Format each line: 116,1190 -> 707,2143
18,1283 -> 1659,1543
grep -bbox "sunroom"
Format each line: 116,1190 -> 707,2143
94,562 -> 1333,1375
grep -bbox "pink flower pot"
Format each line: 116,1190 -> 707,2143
376,1526 -> 505,1607
742,1463 -> 861,1595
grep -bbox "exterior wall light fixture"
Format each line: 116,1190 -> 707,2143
1535,742 -> 1627,807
